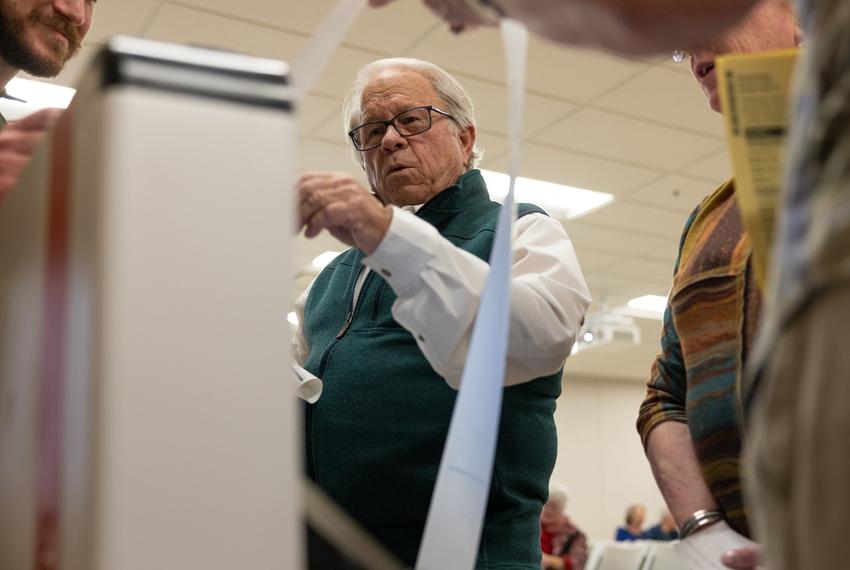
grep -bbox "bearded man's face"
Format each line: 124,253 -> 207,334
0,0 -> 94,77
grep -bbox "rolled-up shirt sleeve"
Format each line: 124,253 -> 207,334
637,298 -> 689,449
363,206 -> 591,389
637,206 -> 701,447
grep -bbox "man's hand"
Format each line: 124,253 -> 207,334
297,172 -> 392,255
368,0 -> 494,33
721,544 -> 762,570
0,108 -> 62,204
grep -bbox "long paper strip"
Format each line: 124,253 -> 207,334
291,0 -> 367,100
415,19 -> 528,570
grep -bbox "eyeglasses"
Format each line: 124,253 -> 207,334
348,105 -> 456,151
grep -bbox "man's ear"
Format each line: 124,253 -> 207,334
459,123 -> 476,164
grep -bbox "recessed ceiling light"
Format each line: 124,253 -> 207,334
480,169 -> 614,220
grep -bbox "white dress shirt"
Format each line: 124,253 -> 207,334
293,205 -> 591,390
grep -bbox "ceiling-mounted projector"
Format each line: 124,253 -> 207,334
572,310 -> 641,353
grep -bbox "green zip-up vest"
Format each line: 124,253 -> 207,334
303,169 -> 563,569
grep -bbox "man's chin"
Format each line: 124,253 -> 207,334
20,49 -> 66,77
21,32 -> 72,76
709,91 -> 722,113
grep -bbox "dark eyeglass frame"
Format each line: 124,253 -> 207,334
348,105 -> 457,151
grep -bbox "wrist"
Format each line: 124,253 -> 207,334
361,205 -> 392,255
678,509 -> 724,539
462,0 -> 505,24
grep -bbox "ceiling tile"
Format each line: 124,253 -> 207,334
475,132 -> 510,166
564,220 -> 678,263
406,27 -> 648,102
298,94 -> 340,136
296,139 -> 365,182
309,46 -> 386,97
455,75 -> 575,138
578,201 -> 686,240
484,142 -> 660,197
602,257 -> 677,288
312,106 -> 345,142
533,108 -> 725,171
593,66 -> 724,138
661,59 -> 693,77
89,0 -> 161,44
624,175 -> 719,214
571,251 -> 627,274
679,149 -> 733,182
144,4 -> 304,61
170,0 -> 339,36
345,2 -> 439,55
525,37 -> 650,102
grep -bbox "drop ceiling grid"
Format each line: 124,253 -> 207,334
39,0 -> 745,381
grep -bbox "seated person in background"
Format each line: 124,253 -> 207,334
644,510 -> 679,541
541,485 -> 588,570
615,504 -> 646,541
294,56 -> 591,568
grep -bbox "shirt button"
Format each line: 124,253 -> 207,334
380,268 -> 392,278
417,334 -> 425,343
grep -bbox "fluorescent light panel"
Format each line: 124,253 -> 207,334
480,169 -> 614,220
615,294 -> 668,320
627,295 -> 668,313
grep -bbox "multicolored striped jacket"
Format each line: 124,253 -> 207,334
637,180 -> 762,537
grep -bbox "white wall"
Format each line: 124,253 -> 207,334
550,375 -> 666,541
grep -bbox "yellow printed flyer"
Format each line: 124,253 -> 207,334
716,48 -> 799,288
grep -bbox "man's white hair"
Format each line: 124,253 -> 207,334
341,57 -> 483,170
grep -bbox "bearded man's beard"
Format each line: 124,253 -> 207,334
0,7 -> 82,77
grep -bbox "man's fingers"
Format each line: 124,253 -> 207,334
296,174 -> 365,229
720,546 -> 761,570
0,128 -> 51,155
304,201 -> 352,240
0,152 -> 37,201
12,108 -> 63,132
0,153 -> 31,173
297,171 -> 353,186
297,183 -> 350,229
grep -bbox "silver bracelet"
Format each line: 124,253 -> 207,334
678,509 -> 724,539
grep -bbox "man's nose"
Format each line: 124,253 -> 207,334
53,0 -> 86,27
380,124 -> 407,152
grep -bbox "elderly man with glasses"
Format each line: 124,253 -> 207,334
294,57 -> 590,568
